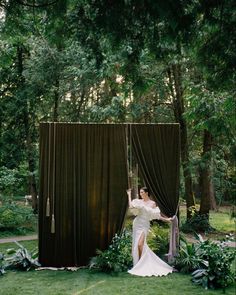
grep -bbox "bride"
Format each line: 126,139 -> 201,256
127,187 -> 174,277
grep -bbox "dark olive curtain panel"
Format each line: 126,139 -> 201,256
131,124 -> 180,217
39,123 -> 128,267
39,123 -> 180,267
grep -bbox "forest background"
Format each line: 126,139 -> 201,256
0,0 -> 235,227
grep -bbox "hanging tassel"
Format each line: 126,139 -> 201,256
51,214 -> 55,233
46,197 -> 50,217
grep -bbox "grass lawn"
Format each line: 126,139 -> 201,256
0,240 -> 37,253
1,263 -> 235,295
209,207 -> 235,232
0,240 -> 235,295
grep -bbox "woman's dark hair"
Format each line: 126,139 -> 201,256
140,186 -> 150,196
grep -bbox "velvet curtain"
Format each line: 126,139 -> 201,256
131,124 -> 180,217
39,123 -> 128,267
39,123 -> 180,267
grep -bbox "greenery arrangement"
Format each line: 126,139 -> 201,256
3,241 -> 40,272
191,242 -> 235,290
175,235 -> 235,290
175,236 -> 205,273
0,241 -> 40,276
147,223 -> 169,257
89,230 -> 132,273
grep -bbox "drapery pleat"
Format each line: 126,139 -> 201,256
131,124 -> 180,217
39,123 -> 180,267
39,123 -> 128,267
131,124 -> 180,262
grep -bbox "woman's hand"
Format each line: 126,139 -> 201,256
164,217 -> 174,223
168,217 -> 175,222
126,188 -> 131,196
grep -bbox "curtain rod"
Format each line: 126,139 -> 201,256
40,122 -> 180,125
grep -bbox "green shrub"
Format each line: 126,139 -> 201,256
0,167 -> 18,197
191,240 -> 235,290
147,223 -> 169,257
175,234 -> 235,290
0,165 -> 31,198
89,230 -> 132,273
175,235 -> 207,273
181,212 -> 215,233
0,202 -> 37,231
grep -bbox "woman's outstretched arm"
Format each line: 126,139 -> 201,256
159,215 -> 173,222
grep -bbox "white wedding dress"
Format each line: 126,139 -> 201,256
128,199 -> 173,277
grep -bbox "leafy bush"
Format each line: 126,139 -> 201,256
0,202 -> 37,232
89,230 -> 132,273
191,240 -> 235,290
175,235 -> 207,273
175,234 -> 235,290
0,167 -> 18,197
5,241 -> 40,271
147,223 -> 169,257
0,165 -> 30,198
181,212 -> 215,233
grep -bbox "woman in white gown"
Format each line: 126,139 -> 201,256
127,187 -> 174,277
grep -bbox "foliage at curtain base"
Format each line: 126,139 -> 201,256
4,241 -> 40,272
89,230 -> 132,274
147,223 -> 169,258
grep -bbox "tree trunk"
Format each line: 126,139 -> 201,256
199,129 -> 216,215
210,178 -> 216,210
168,64 -> 195,219
27,137 -> 38,213
17,45 -> 38,212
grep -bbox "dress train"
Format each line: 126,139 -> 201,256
128,199 -> 173,277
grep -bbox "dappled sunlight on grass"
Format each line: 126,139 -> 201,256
210,210 -> 235,233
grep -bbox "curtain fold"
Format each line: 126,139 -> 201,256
131,124 -> 180,217
131,124 -> 180,262
39,123 -> 128,267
